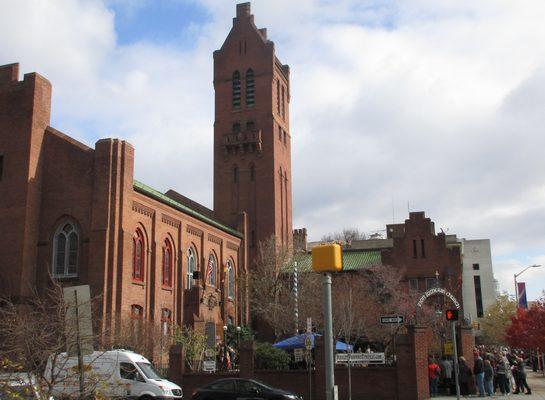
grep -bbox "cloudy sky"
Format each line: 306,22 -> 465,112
2,0 -> 545,300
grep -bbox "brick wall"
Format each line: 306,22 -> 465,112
169,326 -> 430,400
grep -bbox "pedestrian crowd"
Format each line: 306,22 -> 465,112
428,346 -> 535,397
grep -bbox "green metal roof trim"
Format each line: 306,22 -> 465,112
133,180 -> 243,239
293,250 -> 382,272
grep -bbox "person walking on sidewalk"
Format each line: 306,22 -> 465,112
516,356 -> 532,395
484,359 -> 494,396
474,350 -> 486,397
428,357 -> 441,398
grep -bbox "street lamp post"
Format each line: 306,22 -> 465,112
223,325 -> 228,370
514,265 -> 541,304
236,326 -> 241,369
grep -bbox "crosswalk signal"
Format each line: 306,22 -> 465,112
445,309 -> 459,321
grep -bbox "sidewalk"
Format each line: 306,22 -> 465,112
433,371 -> 545,400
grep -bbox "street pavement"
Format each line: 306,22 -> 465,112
433,371 -> 545,400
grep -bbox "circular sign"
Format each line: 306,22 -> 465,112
305,335 -> 312,350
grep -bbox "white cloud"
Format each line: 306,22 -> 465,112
1,0 -> 545,299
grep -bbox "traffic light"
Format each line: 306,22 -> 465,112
445,309 -> 459,321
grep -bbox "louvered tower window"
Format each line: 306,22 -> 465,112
232,71 -> 241,109
246,69 -> 255,107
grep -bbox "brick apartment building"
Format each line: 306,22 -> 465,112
0,3 -> 293,341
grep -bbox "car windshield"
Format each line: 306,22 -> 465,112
251,379 -> 275,391
136,362 -> 162,380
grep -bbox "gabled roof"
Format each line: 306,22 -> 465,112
133,180 -> 243,239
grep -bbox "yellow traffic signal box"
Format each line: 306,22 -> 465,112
311,243 -> 343,273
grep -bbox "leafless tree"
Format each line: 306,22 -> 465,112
321,228 -> 366,247
0,279 -> 103,399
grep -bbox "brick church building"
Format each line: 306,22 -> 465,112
0,3 -> 292,342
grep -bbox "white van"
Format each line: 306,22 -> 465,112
44,349 -> 183,399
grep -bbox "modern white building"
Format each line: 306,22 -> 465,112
457,238 -> 498,324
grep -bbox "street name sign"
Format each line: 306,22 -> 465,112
380,315 -> 404,324
335,352 -> 385,365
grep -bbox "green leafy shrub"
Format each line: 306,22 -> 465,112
254,342 -> 290,370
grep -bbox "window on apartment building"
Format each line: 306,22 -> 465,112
409,279 -> 419,293
0,155 -> 3,181
246,120 -> 255,131
474,275 -> 484,317
186,247 -> 196,289
227,260 -> 235,299
162,239 -> 173,287
132,229 -> 145,281
246,69 -> 255,107
250,230 -> 256,248
473,263 -> 480,270
421,239 -> 426,258
52,221 -> 79,278
233,122 -> 241,133
232,71 -> 241,109
426,277 -> 438,290
413,240 -> 418,258
161,308 -> 172,336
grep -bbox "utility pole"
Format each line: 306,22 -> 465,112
323,272 -> 334,400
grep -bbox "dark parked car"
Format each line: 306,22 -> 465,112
191,378 -> 303,400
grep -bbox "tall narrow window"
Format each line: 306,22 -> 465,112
133,229 -> 145,281
421,239 -> 426,258
278,125 -> 282,141
227,261 -> 235,299
161,308 -> 172,336
186,247 -> 196,289
162,239 -> 173,287
281,85 -> 285,118
276,80 -> 280,114
412,239 -> 418,258
250,164 -> 256,182
232,71 -> 241,109
409,278 -> 419,293
52,222 -> 79,278
250,230 -> 256,248
0,155 -> 4,181
474,276 -> 484,317
233,165 -> 239,183
246,69 -> 255,107
246,121 -> 255,131
206,254 -> 217,286
233,122 -> 241,133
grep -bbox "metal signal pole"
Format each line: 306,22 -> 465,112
451,321 -> 460,400
323,272 -> 334,400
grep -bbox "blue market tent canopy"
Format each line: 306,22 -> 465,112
273,333 -> 353,352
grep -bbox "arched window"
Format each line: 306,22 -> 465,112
246,69 -> 255,107
233,165 -> 239,183
232,71 -> 241,109
162,239 -> 173,287
249,163 -> 256,182
161,308 -> 172,336
133,229 -> 145,281
227,261 -> 235,299
52,221 -> 79,278
206,253 -> 217,286
186,247 -> 196,289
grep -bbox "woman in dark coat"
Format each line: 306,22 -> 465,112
458,356 -> 473,396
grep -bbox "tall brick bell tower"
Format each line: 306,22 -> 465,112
213,3 -> 292,263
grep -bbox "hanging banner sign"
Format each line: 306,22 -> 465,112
517,282 -> 528,309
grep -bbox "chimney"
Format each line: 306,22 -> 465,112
236,2 -> 251,19
293,228 -> 308,253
